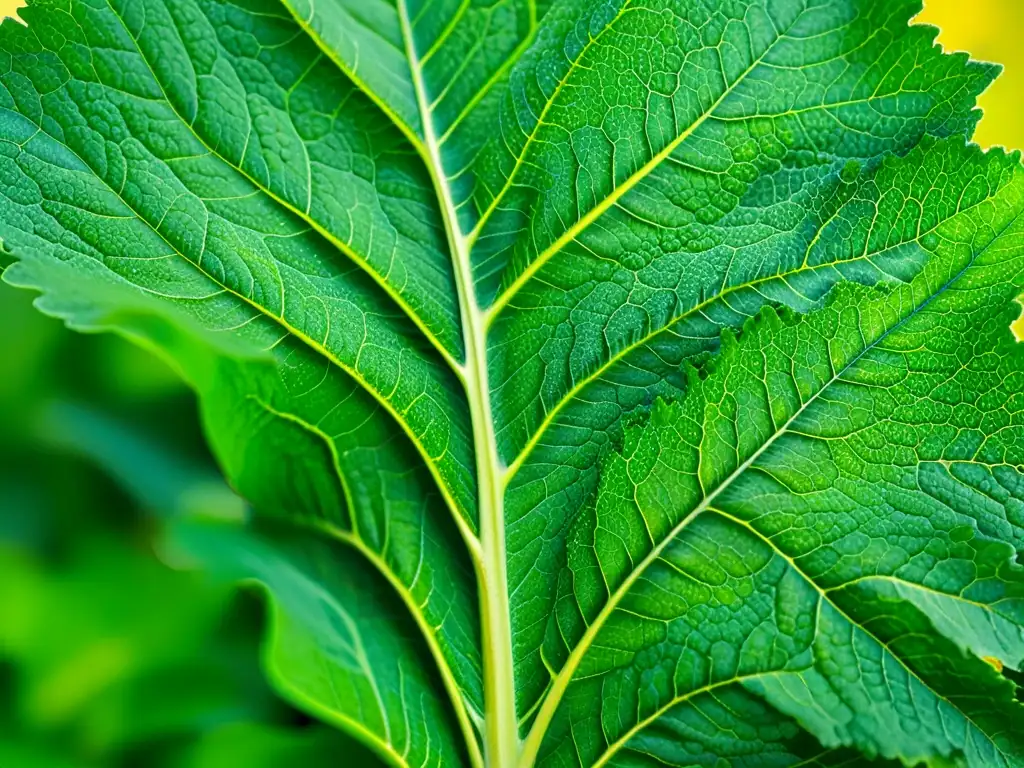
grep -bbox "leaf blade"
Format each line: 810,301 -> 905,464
0,0 -> 479,523
172,519 -> 472,768
3,222 -> 486,766
532,149 -> 1024,764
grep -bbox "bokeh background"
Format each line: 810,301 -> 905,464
0,1 -> 1021,766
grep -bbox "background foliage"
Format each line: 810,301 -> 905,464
0,0 -> 1021,766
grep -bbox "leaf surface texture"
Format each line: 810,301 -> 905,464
2,1 -> 1024,766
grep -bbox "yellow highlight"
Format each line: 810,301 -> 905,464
918,0 -> 1024,151
0,0 -> 22,22
1012,298 -> 1024,342
982,655 -> 1005,673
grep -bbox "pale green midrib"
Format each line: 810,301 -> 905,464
5,106 -> 480,572
247,394 -> 485,768
103,0 -> 464,374
708,506 -> 1011,761
483,12 -> 803,323
500,186 -> 1002,484
396,4 -> 518,768
517,253 -> 988,767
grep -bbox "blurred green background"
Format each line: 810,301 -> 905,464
0,5 -> 365,764
0,0 -> 1022,766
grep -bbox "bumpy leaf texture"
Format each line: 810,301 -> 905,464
3,0 -> 1024,766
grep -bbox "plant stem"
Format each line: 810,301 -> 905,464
397,4 -> 519,765
463,299 -> 519,768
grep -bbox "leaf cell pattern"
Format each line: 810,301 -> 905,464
2,1 -> 1024,767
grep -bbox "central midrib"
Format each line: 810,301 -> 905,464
397,7 -> 807,766
386,4 -> 812,766
395,4 -> 519,768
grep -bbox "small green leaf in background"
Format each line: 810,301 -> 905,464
0,280 -> 378,766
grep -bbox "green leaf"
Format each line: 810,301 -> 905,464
3,1 -> 1024,767
531,149 -> 1024,766
4,239 -> 486,767
169,518 -> 471,768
